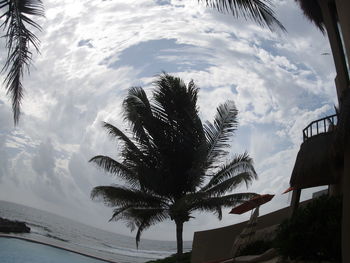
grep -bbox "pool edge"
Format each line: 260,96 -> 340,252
0,234 -> 119,263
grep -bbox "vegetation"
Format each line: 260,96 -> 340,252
90,73 -> 257,256
0,0 -> 44,124
200,0 -> 284,31
295,0 -> 325,32
274,195 -> 342,262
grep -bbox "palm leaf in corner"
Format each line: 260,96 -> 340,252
200,0 -> 285,31
0,0 -> 44,124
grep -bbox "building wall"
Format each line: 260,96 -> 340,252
191,202 -> 311,263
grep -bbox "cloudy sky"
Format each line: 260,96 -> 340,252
0,0 -> 337,241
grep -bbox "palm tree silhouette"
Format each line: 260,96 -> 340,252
90,73 -> 257,256
201,0 -> 285,31
294,0 -> 325,33
0,0 -> 44,124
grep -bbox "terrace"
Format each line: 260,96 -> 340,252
290,113 -> 342,211
302,114 -> 338,142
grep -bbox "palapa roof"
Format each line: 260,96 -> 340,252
295,0 -> 325,33
290,132 -> 343,189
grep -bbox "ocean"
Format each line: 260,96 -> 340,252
0,200 -> 192,263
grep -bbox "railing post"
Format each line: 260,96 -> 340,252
302,114 -> 338,142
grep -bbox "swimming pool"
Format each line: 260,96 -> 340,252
0,237 -> 112,263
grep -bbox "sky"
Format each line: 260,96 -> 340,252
0,0 -> 338,241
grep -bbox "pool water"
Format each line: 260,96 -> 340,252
0,238 -> 111,263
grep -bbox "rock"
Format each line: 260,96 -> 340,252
0,217 -> 30,233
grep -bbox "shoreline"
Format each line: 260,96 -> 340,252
0,234 -> 119,263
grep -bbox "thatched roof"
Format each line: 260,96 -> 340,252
295,0 -> 325,33
290,132 -> 342,189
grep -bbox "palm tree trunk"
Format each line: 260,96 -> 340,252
175,220 -> 184,256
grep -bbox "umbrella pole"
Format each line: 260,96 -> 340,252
230,206 -> 260,261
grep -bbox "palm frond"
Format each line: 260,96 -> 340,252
89,155 -> 139,185
110,206 -> 168,248
204,101 -> 238,168
133,208 -> 168,247
150,74 -> 201,143
200,0 -> 285,32
202,152 -> 257,193
110,206 -> 135,222
203,172 -> 255,196
123,87 -> 153,143
102,122 -> 140,151
141,73 -> 207,193
0,0 -> 44,124
91,185 -> 166,208
153,73 -> 199,114
151,74 -> 204,145
295,0 -> 325,33
189,192 -> 257,219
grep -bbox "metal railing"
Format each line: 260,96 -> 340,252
302,114 -> 338,142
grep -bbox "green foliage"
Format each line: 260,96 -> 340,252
146,252 -> 191,263
237,240 -> 273,256
274,195 -> 342,262
90,73 -> 257,252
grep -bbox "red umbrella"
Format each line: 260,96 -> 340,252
229,194 -> 274,214
282,187 -> 294,194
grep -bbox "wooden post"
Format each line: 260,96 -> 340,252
290,189 -> 301,215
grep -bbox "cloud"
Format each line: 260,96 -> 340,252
32,139 -> 56,178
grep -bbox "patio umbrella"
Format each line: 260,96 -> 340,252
229,194 -> 275,214
229,194 -> 274,260
282,187 -> 294,194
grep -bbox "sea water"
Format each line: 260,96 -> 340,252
0,201 -> 192,263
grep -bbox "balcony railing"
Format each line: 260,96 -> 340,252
303,114 -> 338,142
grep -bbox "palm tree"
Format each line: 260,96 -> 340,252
201,0 -> 285,31
294,0 -> 325,33
0,0 -> 44,124
90,73 -> 257,256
